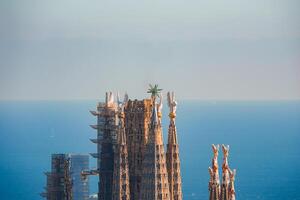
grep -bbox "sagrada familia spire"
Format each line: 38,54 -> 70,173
91,92 -> 119,200
209,144 -> 221,200
112,93 -> 130,200
220,145 -> 230,200
140,90 -> 170,200
166,92 -> 183,200
209,144 -> 236,200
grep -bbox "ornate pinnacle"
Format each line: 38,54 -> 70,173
167,91 -> 177,119
209,144 -> 221,200
212,144 -> 220,172
147,84 -> 163,125
147,84 -> 162,100
222,144 -> 230,171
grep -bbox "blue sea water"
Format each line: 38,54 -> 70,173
0,100 -> 299,200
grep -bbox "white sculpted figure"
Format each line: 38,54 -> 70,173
117,92 -> 128,112
157,92 -> 163,114
167,91 -> 177,114
155,93 -> 163,124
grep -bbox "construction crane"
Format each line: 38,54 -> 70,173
81,169 -> 99,181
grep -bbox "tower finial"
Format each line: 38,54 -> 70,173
167,91 -> 177,119
166,91 -> 183,200
148,84 -> 162,126
147,84 -> 162,101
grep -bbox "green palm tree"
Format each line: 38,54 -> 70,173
147,84 -> 162,99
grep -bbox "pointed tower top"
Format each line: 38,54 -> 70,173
147,84 -> 162,127
167,91 -> 179,145
167,91 -> 177,119
151,102 -> 159,127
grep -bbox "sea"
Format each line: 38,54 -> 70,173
0,100 -> 299,200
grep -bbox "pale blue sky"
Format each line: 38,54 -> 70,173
0,0 -> 299,100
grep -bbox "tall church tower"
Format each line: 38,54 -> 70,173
112,94 -> 130,200
209,144 -> 221,200
140,90 -> 170,200
166,92 -> 183,200
124,99 -> 152,200
90,92 -> 118,200
220,145 -> 230,200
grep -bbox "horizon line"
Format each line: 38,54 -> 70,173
1,98 -> 300,102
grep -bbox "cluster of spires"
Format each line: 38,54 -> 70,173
87,84 -> 236,200
209,144 -> 236,200
89,84 -> 182,200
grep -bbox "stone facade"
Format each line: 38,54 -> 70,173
140,103 -> 170,200
112,111 -> 130,200
124,99 -> 152,200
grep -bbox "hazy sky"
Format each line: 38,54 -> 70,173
0,0 -> 299,100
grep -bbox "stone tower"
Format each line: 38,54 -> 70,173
228,169 -> 236,200
112,94 -> 130,200
220,145 -> 230,200
209,144 -> 221,200
220,145 -> 237,200
140,94 -> 170,200
166,92 -> 183,200
90,92 -> 118,200
124,99 -> 152,200
42,154 -> 72,200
